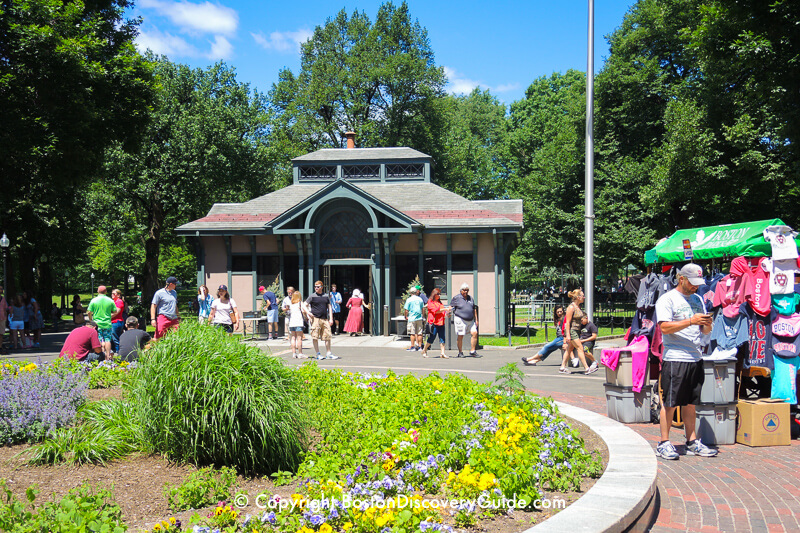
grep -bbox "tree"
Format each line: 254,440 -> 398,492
101,57 -> 274,309
0,0 -> 152,298
269,1 -> 446,154
436,89 -> 507,199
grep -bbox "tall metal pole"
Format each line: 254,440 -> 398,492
584,0 -> 595,321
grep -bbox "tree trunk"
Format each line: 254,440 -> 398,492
141,203 -> 164,319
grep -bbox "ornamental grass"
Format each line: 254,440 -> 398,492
128,321 -> 308,475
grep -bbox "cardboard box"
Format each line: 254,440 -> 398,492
736,399 -> 791,447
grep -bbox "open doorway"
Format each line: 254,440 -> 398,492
323,264 -> 372,334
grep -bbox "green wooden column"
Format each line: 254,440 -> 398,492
224,236 -> 232,294
277,235 -> 285,296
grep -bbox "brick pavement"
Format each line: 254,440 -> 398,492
533,389 -> 800,533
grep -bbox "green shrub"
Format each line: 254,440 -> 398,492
164,466 -> 237,512
129,321 -> 308,475
25,400 -> 143,465
0,480 -> 127,532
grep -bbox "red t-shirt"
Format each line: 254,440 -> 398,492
112,297 -> 125,323
427,299 -> 446,326
60,326 -> 101,360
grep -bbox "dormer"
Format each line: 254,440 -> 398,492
291,139 -> 432,185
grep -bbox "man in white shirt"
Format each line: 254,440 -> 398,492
655,263 -> 717,460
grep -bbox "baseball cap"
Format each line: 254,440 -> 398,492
258,285 -> 266,292
678,263 -> 705,286
218,284 -> 228,291
166,276 -> 178,285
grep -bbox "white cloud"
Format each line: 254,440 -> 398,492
136,27 -> 198,57
207,35 -> 233,60
444,66 -> 480,95
140,0 -> 238,36
252,29 -> 313,53
444,66 -> 519,95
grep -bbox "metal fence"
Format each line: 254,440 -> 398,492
510,293 -> 636,336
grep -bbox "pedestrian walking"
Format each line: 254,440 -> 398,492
150,276 -> 181,339
282,286 -> 295,334
288,290 -> 306,358
421,288 -> 450,358
343,289 -> 364,335
403,287 -> 425,352
72,295 -> 85,325
303,281 -> 339,360
8,294 -> 25,350
208,284 -> 238,333
329,283 -> 343,334
561,289 -> 595,374
197,285 -> 213,323
450,283 -> 480,358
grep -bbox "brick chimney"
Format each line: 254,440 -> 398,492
345,131 -> 356,149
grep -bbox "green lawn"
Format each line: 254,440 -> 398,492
480,326 -> 622,347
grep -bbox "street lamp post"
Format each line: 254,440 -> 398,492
0,233 -> 9,292
91,272 -> 95,294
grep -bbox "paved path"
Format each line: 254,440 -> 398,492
9,329 -> 800,532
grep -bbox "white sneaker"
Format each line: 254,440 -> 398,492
316,353 -> 324,360
326,353 -> 340,360
587,362 -> 598,374
570,357 -> 580,368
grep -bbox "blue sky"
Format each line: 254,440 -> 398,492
131,0 -> 637,104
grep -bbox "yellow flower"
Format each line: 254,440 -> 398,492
319,525 -> 332,533
376,516 -> 389,527
153,525 -> 162,532
343,523 -> 353,531
161,520 -> 170,528
169,517 -> 176,525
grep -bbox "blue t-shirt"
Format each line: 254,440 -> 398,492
403,295 -> 424,321
262,291 -> 277,310
329,291 -> 342,313
152,288 -> 178,319
198,294 -> 213,318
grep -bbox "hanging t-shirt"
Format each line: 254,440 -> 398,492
771,355 -> 799,404
710,312 -> 750,351
769,313 -> 800,358
740,303 -> 774,370
763,225 -> 798,260
697,273 -> 724,309
713,274 -> 751,318
761,258 -> 799,295
772,293 -> 800,316
636,273 -> 660,310
655,272 -> 678,302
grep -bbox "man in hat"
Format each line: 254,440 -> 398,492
655,263 -> 717,460
87,285 -> 117,360
150,276 -> 181,339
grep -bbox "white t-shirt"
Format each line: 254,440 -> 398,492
655,289 -> 707,362
764,225 -> 798,260
282,296 -> 292,317
761,258 -> 799,295
288,302 -> 304,328
210,298 -> 237,325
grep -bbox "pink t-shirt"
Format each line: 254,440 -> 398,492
112,297 -> 125,323
713,274 -> 751,318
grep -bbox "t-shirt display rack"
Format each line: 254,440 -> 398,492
641,224 -> 800,420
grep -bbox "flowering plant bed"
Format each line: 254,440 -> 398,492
0,327 -> 605,532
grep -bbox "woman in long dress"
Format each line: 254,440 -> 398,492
343,289 -> 364,335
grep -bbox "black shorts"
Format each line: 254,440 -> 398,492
661,360 -> 705,408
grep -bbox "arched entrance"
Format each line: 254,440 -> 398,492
314,203 -> 375,333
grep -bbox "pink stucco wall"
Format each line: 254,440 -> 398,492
477,233 -> 497,334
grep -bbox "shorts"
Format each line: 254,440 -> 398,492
266,308 -> 279,323
661,360 -> 704,408
155,315 -> 180,339
214,323 -> 234,333
407,319 -> 424,336
289,326 -> 304,332
97,328 -> 113,343
454,316 -> 477,336
569,328 -> 581,342
9,320 -> 24,331
427,324 -> 446,345
582,341 -> 595,354
310,316 -> 332,341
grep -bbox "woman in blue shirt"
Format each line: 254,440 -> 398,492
197,285 -> 213,323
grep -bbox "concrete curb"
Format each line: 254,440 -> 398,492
521,401 -> 658,533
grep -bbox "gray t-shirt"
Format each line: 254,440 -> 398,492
655,288 -> 707,362
152,288 -> 178,319
449,293 -> 475,320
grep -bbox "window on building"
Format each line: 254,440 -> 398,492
342,165 -> 380,179
231,255 -> 251,272
395,255 -> 419,297
386,163 -> 424,179
452,253 -> 474,272
299,165 -> 337,180
423,255 -> 447,297
257,256 -> 280,287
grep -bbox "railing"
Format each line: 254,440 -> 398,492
510,293 -> 636,336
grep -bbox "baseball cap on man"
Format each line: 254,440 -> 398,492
218,284 -> 228,291
678,263 -> 705,286
166,276 -> 178,285
258,285 -> 266,292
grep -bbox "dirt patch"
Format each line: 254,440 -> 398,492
0,404 -> 608,531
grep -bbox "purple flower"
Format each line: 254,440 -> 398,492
308,514 -> 324,526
